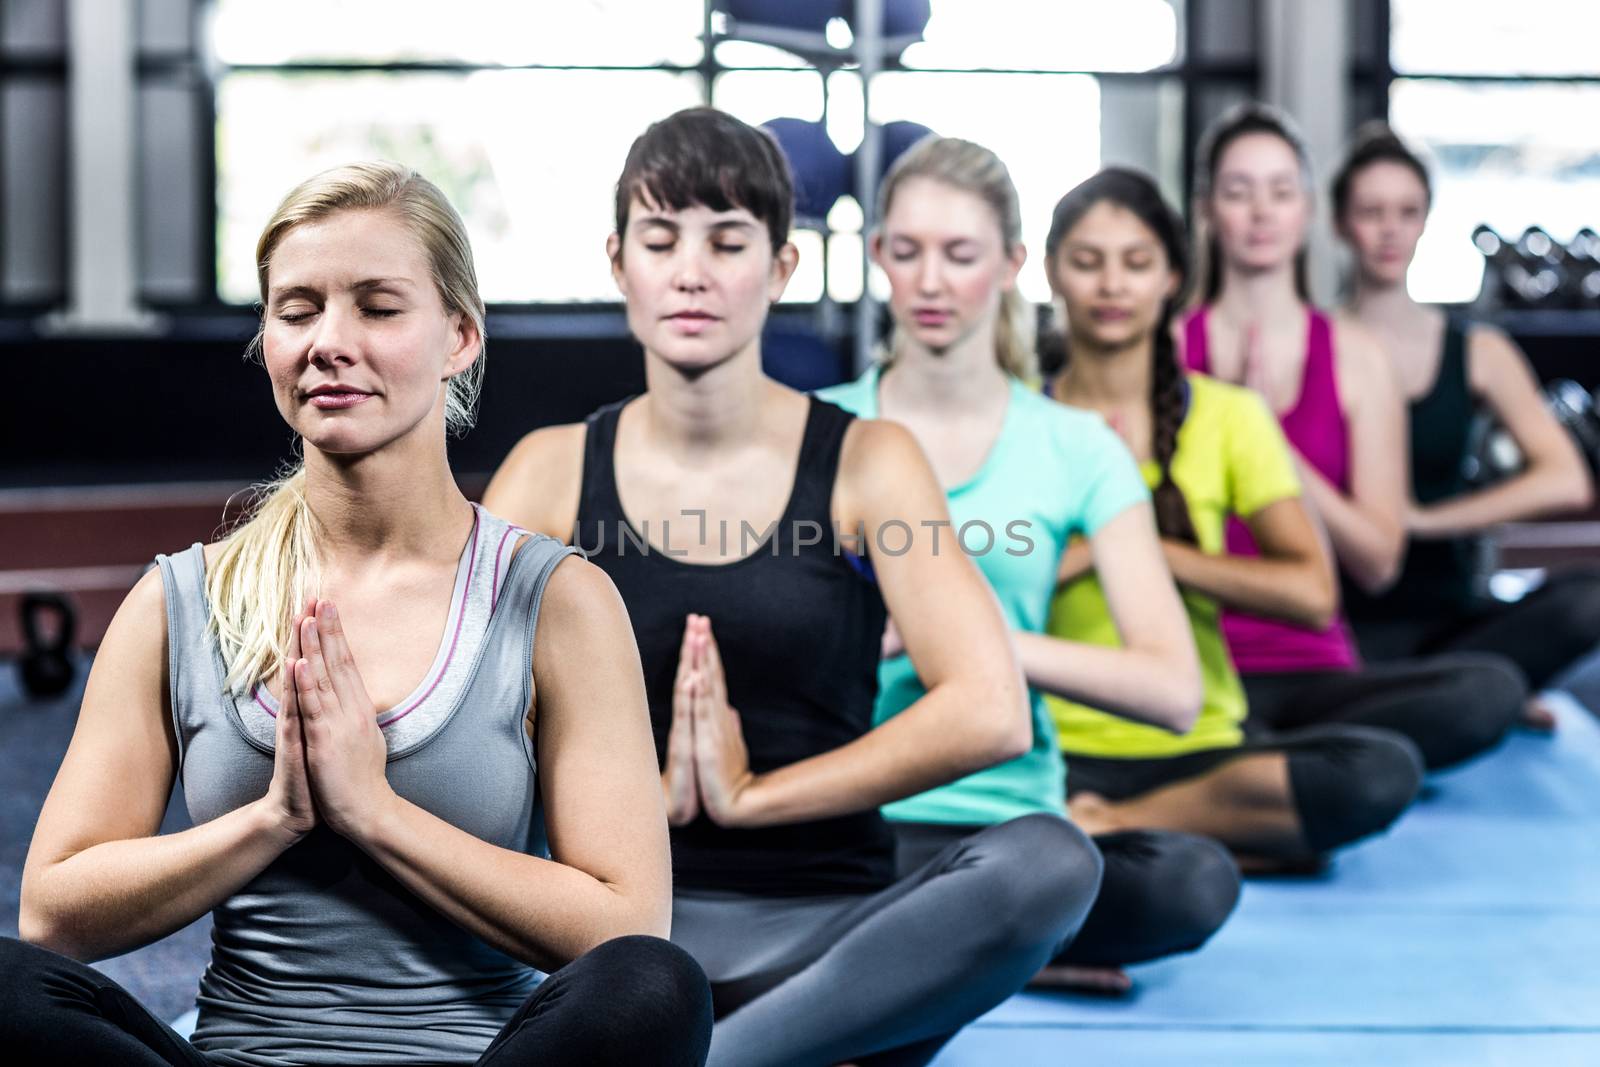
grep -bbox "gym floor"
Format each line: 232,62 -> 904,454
4,661 -> 1598,1065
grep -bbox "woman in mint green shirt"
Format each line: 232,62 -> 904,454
820,135 -> 1234,991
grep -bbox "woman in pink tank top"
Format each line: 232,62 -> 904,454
1180,104 -> 1523,772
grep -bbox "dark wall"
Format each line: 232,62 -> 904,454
0,311 -> 855,488
2,327 -> 646,488
3,311 -> 1593,490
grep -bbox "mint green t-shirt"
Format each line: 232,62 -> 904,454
817,366 -> 1150,824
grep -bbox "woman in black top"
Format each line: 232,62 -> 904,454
1334,123 -> 1599,726
484,108 -> 1101,1067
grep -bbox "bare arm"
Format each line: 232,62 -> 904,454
316,560 -> 671,972
482,421 -> 698,825
1410,327 -> 1593,537
1016,504 -> 1201,732
20,568 -> 312,961
1309,317 -> 1407,593
1055,537 -> 1094,586
1162,496 -> 1336,629
705,419 -> 1030,828
481,423 -> 587,541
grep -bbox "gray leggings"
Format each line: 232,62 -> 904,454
671,814 -> 1101,1067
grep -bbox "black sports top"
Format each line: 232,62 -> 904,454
1348,315 -> 1481,619
576,396 -> 893,895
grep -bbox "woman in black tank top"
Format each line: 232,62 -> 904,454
1334,124 -> 1600,726
484,107 -> 1103,1067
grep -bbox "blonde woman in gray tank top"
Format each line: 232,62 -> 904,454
6,163 -> 711,1067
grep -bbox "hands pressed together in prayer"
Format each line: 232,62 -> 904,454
263,598 -> 399,845
661,613 -> 761,828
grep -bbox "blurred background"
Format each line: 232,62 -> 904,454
2,0 -> 1599,657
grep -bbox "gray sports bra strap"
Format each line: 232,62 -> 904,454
154,543 -> 221,769
480,533 -> 581,765
493,532 -> 581,643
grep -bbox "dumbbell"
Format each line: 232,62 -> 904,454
19,591 -> 79,700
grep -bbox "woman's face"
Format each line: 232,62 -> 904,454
261,207 -> 477,458
873,176 -> 1024,356
1049,200 -> 1178,352
1338,160 -> 1429,289
1207,131 -> 1312,277
609,197 -> 796,373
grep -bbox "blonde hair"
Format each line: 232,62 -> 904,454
876,135 -> 1036,380
210,161 -> 486,694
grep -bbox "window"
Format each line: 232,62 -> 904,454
1388,0 -> 1600,303
3,0 -> 1248,315
209,0 -> 1195,307
211,0 -> 706,304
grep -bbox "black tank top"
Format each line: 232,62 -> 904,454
577,395 -> 893,895
1347,315 -> 1482,619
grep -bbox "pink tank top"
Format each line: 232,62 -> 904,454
1183,305 -> 1359,674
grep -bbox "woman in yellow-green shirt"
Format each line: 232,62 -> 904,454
1043,168 -> 1422,868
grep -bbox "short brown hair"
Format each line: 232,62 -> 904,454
614,107 -> 794,253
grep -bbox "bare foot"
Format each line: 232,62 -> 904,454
1521,696 -> 1559,732
1029,964 -> 1134,996
1067,792 -> 1120,835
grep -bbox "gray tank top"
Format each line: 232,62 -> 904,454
154,506 -> 578,1066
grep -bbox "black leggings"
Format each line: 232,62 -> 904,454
0,935 -> 712,1066
1355,567 -> 1600,692
1242,654 -> 1526,771
1066,723 -> 1424,856
891,821 -> 1241,970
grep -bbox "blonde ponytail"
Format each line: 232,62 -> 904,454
994,286 -> 1037,381
208,469 -> 319,694
209,161 -> 484,694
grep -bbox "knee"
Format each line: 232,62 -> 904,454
1431,655 -> 1525,768
1295,728 -> 1423,851
1548,570 -> 1600,637
0,937 -> 70,1041
970,814 -> 1105,949
1126,832 -> 1241,949
1345,733 -> 1424,838
0,936 -> 58,984
575,936 -> 712,1053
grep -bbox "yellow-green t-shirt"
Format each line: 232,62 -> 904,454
1046,373 -> 1302,758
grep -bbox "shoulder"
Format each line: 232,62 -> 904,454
1329,309 -> 1387,370
838,415 -> 928,491
1030,386 -> 1120,458
123,563 -> 171,624
481,422 -> 589,537
539,553 -> 625,620
496,422 -> 589,480
200,540 -> 228,570
95,563 -> 171,672
1465,321 -> 1526,368
531,554 -> 633,660
1461,322 -> 1540,398
835,416 -> 949,528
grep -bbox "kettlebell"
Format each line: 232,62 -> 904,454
19,592 -> 78,699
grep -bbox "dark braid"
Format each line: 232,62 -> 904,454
1046,167 -> 1199,545
1149,314 -> 1199,544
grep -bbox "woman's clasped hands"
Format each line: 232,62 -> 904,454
661,613 -> 762,829
262,598 -> 398,845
